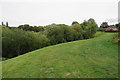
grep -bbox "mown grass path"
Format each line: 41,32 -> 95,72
2,32 -> 118,78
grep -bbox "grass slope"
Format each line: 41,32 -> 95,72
2,32 -> 118,78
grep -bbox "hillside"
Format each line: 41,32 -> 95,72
2,32 -> 118,78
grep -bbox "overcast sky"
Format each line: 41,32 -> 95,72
0,0 -> 119,27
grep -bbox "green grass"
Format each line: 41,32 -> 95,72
2,32 -> 118,78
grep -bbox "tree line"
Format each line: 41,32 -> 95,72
98,22 -> 120,31
2,18 -> 98,58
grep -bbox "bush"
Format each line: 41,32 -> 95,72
80,18 -> 98,39
2,27 -> 49,58
44,24 -> 84,45
2,18 -> 98,58
71,24 -> 84,40
44,19 -> 97,45
97,28 -> 105,31
18,24 -> 44,32
44,24 -> 66,45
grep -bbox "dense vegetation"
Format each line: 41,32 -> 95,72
18,24 -> 44,32
98,22 -> 120,32
2,26 -> 49,58
2,32 -> 118,78
2,18 -> 98,58
100,22 -> 109,28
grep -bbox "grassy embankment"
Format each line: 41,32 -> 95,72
2,32 -> 118,78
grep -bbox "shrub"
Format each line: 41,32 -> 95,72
2,18 -> 98,58
44,24 -> 66,45
44,24 -> 83,44
2,27 -> 49,58
97,28 -> 105,31
80,18 -> 98,39
71,24 -> 84,40
18,24 -> 45,32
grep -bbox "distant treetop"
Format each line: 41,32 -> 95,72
72,21 -> 79,25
